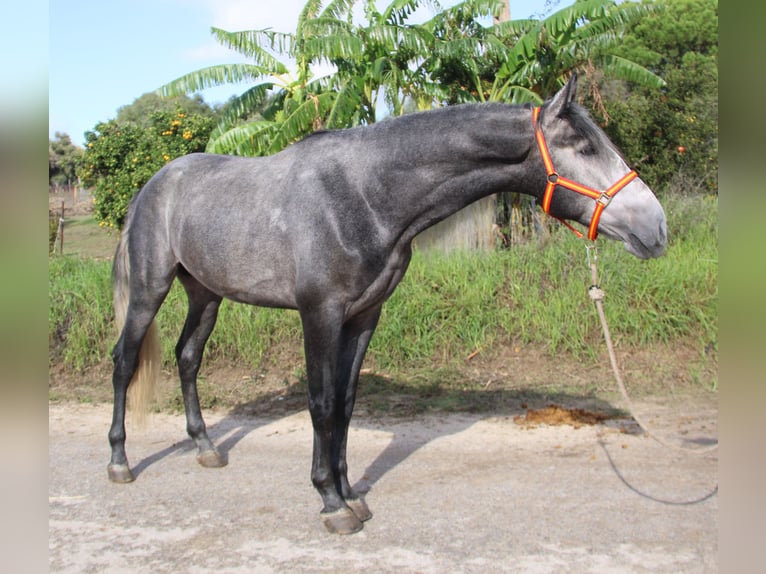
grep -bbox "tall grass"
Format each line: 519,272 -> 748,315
49,194 -> 717,376
49,256 -> 113,370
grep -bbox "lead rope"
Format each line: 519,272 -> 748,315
585,243 -> 718,456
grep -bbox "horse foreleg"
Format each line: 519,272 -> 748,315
332,308 -> 382,524
301,304 -> 364,535
176,275 -> 225,469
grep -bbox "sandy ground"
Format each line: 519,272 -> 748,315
49,399 -> 717,573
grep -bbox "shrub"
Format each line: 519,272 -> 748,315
78,110 -> 214,229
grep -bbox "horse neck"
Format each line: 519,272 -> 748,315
365,104 -> 538,241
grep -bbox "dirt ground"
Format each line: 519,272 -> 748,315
49,394 -> 717,573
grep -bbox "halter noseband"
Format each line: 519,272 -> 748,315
532,106 -> 637,241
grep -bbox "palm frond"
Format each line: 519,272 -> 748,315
487,18 -> 536,40
303,33 -> 364,61
321,0 -> 360,21
298,0 -> 325,24
598,54 -> 666,88
267,92 -> 336,154
205,120 -> 276,155
301,16 -> 355,38
382,0 -> 427,26
156,64 -> 271,97
210,27 -> 291,72
540,0 -> 612,37
367,22 -> 433,53
326,77 -> 366,127
215,83 -> 274,128
490,83 -> 542,104
433,0 -> 505,23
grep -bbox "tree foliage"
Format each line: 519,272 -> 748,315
157,0 -> 662,159
599,0 -> 718,193
79,110 -> 214,229
115,92 -> 216,127
430,0 -> 665,104
49,132 -> 83,188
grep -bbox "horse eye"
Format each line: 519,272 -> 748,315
580,143 -> 597,156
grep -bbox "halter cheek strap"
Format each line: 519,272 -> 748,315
532,107 -> 638,241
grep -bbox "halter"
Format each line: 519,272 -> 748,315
532,107 -> 638,241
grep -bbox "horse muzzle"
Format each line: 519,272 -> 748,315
599,191 -> 668,259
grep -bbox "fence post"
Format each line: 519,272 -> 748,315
57,201 -> 65,255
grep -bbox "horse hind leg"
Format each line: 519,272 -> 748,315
108,304 -> 164,483
108,206 -> 177,483
176,271 -> 225,469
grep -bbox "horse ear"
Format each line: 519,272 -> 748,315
547,73 -> 578,117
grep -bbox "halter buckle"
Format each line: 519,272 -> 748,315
596,192 -> 612,207
548,173 -> 559,184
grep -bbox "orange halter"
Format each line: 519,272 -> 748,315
532,107 -> 638,241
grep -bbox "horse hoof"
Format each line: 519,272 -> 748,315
196,449 -> 226,468
346,497 -> 373,522
320,508 -> 364,535
107,463 -> 135,483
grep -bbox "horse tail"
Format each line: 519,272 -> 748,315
113,211 -> 161,428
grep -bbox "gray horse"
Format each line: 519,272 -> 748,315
107,75 -> 666,534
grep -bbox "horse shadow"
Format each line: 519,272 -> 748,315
130,419 -> 259,479
129,392 -> 304,479
131,372 -> 623,491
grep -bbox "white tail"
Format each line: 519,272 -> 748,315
113,226 -> 161,428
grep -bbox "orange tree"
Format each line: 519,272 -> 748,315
79,110 -> 214,229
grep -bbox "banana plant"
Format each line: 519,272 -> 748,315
157,0 -> 349,156
489,0 -> 666,102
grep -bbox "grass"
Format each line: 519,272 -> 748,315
50,214 -> 120,259
378,192 -> 717,366
48,193 -> 718,409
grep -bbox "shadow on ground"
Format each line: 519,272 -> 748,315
131,372 -> 627,492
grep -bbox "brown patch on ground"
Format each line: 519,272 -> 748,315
513,404 -> 612,429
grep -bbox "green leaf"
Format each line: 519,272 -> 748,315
212,83 -> 274,135
210,27 -> 291,73
599,54 -> 666,88
156,64 -> 272,97
205,120 -> 276,156
266,92 -> 335,154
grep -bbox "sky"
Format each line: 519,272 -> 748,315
48,0 -> 566,146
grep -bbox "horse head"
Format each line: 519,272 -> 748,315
535,74 -> 667,259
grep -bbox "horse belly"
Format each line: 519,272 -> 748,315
176,234 -> 298,310
218,270 -> 298,309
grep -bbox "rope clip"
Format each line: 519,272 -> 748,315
588,285 -> 605,301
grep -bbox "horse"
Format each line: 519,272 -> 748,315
106,74 -> 666,534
